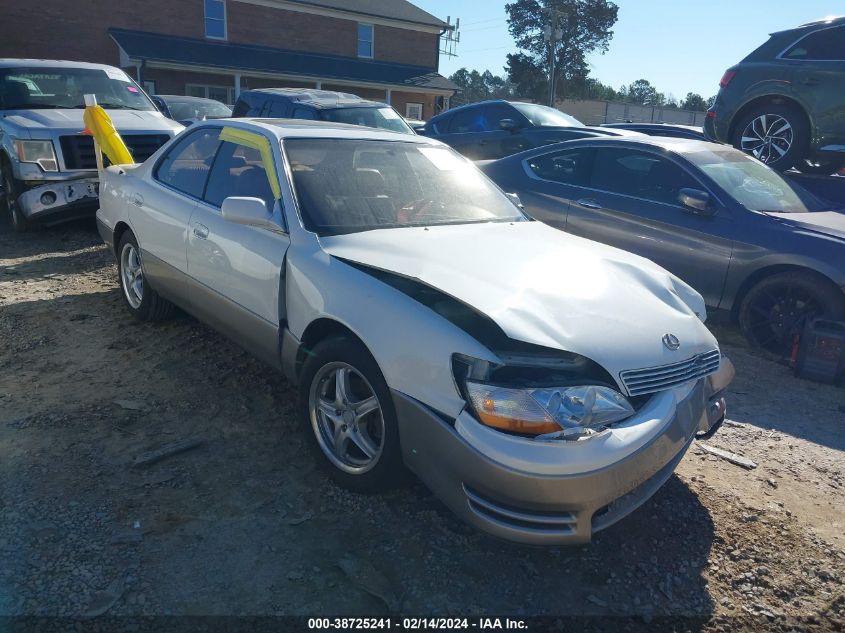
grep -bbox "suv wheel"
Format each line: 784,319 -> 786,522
1,160 -> 29,232
738,271 -> 845,357
299,336 -> 403,492
731,103 -> 809,172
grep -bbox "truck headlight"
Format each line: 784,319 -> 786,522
465,381 -> 635,439
15,140 -> 58,172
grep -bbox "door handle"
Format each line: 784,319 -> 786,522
193,223 -> 209,239
576,198 -> 602,210
131,193 -> 144,207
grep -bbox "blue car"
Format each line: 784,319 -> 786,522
481,136 -> 845,355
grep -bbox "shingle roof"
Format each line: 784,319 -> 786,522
109,29 -> 458,93
286,0 -> 447,28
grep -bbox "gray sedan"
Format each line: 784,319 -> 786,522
481,137 -> 845,356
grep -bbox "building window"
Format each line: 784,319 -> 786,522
143,80 -> 157,95
405,103 -> 423,120
205,0 -> 227,40
186,84 -> 235,105
358,23 -> 374,58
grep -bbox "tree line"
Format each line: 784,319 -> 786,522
449,0 -> 715,112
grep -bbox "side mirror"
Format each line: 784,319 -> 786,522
221,196 -> 276,228
499,118 -> 518,132
678,188 -> 714,215
505,192 -> 524,209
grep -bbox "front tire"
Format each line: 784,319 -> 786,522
117,231 -> 174,321
738,271 -> 845,357
731,103 -> 809,172
299,336 -> 403,492
1,160 -> 28,232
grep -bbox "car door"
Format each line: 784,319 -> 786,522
186,129 -> 290,367
132,128 -> 221,301
480,103 -> 530,159
515,146 -> 596,231
780,24 -> 845,149
565,146 -> 734,307
433,105 -> 490,159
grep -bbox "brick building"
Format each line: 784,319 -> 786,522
0,0 -> 457,119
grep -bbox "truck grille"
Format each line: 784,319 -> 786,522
60,134 -> 170,170
620,349 -> 721,397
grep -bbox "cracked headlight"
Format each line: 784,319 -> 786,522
465,382 -> 635,439
15,140 -> 58,172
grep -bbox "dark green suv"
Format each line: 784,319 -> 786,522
704,16 -> 845,175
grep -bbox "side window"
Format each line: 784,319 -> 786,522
292,107 -> 317,120
482,104 -> 519,131
591,148 -> 700,206
204,141 -> 275,211
266,99 -> 288,118
448,107 -> 484,133
526,148 -> 593,186
784,25 -> 845,60
154,129 -> 221,198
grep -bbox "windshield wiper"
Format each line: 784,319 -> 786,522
4,104 -> 66,109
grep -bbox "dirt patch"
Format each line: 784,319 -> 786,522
1,219 -> 843,629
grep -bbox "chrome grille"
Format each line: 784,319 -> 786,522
620,349 -> 721,397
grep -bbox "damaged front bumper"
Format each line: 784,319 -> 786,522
395,357 -> 734,545
16,177 -> 99,225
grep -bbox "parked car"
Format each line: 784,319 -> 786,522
95,119 -> 732,545
0,59 -> 183,231
420,99 -> 638,160
704,16 -> 845,175
232,88 -> 414,134
151,94 -> 232,126
481,136 -> 845,356
603,122 -> 706,140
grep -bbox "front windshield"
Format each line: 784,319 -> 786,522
166,99 -> 232,120
687,148 -> 822,213
0,67 -> 156,111
284,139 -> 526,235
319,107 -> 414,134
511,103 -> 582,127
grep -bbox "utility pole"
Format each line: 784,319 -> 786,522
543,8 -> 563,108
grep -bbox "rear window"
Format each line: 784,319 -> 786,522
319,106 -> 414,134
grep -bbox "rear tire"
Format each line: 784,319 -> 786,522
738,271 -> 845,357
299,336 -> 403,493
1,159 -> 28,232
731,103 -> 809,172
117,231 -> 174,321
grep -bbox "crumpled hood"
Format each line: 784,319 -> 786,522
766,211 -> 845,241
2,108 -> 182,136
320,221 -> 719,381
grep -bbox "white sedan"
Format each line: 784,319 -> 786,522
96,119 -> 733,545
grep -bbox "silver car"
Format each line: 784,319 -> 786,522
96,119 -> 733,545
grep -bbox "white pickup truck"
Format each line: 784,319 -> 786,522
0,58 -> 182,231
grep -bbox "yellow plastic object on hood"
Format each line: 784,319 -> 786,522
218,127 -> 282,201
82,105 -> 134,166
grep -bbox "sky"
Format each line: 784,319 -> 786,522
414,0 -> 839,100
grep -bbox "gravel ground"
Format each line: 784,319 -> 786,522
1,217 -> 843,630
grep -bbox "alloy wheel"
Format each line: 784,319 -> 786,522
740,114 -> 793,164
745,283 -> 819,355
309,362 -> 385,475
120,242 -> 145,309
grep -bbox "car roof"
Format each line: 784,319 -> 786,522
239,88 -> 388,110
529,135 -> 726,154
772,15 -> 845,35
603,122 -> 702,132
196,117 -> 439,144
0,59 -> 127,71
156,94 -> 227,103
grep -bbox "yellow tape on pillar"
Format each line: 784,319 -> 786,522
218,127 -> 282,201
83,105 -> 134,166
